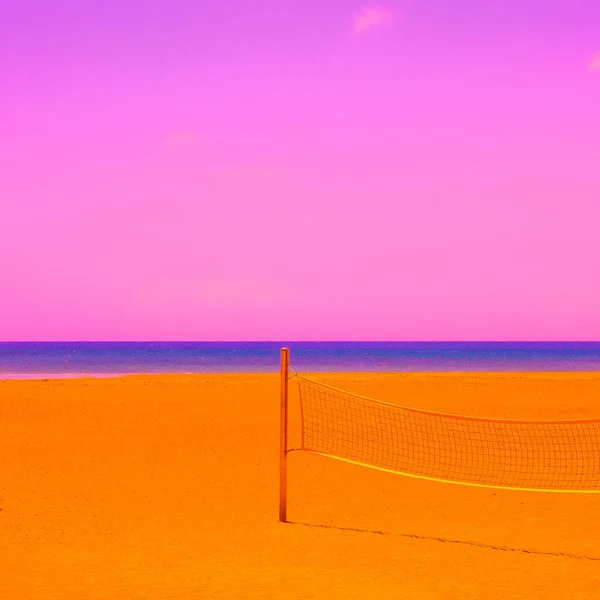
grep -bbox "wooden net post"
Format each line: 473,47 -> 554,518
279,347 -> 290,522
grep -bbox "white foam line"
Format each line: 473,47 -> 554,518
0,373 -> 130,380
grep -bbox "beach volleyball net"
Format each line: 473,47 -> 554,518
277,348 -> 600,513
294,375 -> 600,493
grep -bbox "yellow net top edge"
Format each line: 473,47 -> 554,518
295,373 -> 600,426
305,450 -> 600,494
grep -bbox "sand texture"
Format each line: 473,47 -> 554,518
2,372 -> 600,599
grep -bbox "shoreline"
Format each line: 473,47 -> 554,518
2,370 -> 600,382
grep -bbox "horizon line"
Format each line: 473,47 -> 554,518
1,340 -> 600,344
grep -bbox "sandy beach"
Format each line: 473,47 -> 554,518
2,372 -> 600,599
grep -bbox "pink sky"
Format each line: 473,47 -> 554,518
1,1 -> 599,341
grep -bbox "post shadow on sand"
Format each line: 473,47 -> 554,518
283,520 -> 600,562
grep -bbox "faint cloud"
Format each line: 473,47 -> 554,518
197,279 -> 241,306
135,277 -> 289,312
210,164 -> 281,187
197,278 -> 288,308
353,5 -> 397,34
164,130 -> 199,149
589,51 -> 600,72
228,166 -> 278,186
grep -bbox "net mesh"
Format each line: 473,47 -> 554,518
297,375 -> 600,492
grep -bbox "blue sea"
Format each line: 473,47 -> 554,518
1,342 -> 600,378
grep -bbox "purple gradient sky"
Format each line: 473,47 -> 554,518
1,0 -> 599,341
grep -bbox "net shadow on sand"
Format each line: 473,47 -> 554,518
286,520 -> 600,562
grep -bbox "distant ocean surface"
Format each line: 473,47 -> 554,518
1,342 -> 600,379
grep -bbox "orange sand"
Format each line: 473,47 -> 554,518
2,372 -> 600,599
